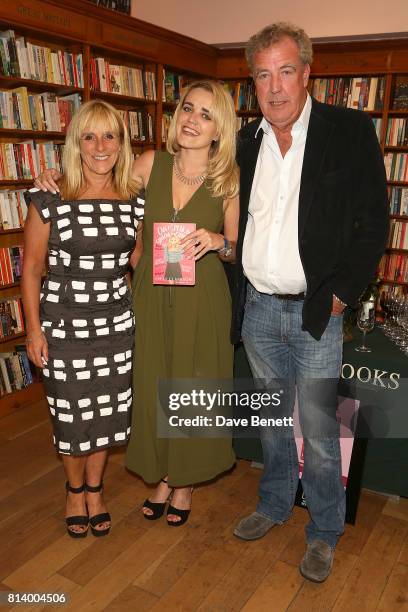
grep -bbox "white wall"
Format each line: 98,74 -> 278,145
132,0 -> 408,44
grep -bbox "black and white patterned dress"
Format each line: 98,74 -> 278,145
28,189 -> 144,456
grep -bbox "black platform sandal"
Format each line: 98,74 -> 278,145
142,478 -> 171,521
166,488 -> 193,527
85,481 -> 111,537
65,482 -> 88,539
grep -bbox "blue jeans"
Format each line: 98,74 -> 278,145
242,284 -> 345,548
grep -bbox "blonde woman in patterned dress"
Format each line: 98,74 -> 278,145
22,100 -> 143,538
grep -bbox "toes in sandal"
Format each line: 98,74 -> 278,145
166,488 -> 193,527
143,478 -> 171,521
86,481 -> 111,537
166,504 -> 191,527
65,482 -> 88,539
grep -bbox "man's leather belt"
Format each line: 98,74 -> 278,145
273,292 -> 305,301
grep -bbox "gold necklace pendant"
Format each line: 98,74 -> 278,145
173,156 -> 207,186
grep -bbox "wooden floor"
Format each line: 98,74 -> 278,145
1,398 -> 408,612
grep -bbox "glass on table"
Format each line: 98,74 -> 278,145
355,300 -> 375,352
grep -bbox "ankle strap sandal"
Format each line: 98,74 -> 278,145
85,481 -> 111,537
65,482 -> 88,539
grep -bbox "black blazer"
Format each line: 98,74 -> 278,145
231,98 -> 389,342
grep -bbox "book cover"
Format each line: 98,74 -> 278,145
153,222 -> 196,286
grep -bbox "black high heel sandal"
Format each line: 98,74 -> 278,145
85,481 -> 111,537
142,478 -> 171,521
166,488 -> 193,527
65,482 -> 89,539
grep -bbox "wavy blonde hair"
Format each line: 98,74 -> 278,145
59,99 -> 140,200
167,80 -> 239,200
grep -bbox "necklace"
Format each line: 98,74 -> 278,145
173,156 -> 207,186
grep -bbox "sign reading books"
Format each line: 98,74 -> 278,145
153,222 -> 196,286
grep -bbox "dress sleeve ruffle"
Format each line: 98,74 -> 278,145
26,188 -> 60,224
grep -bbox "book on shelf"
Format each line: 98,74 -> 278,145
310,76 -> 385,111
90,58 -> 156,99
0,88 -> 81,132
0,246 -> 23,285
162,71 -> 186,103
388,219 -> 408,250
384,153 -> 408,182
392,76 -> 408,110
378,252 -> 408,283
161,112 -> 173,143
386,118 -> 408,146
0,189 -> 28,230
118,109 -> 154,141
87,0 -> 131,14
222,81 -> 259,112
0,29 -> 83,87
0,296 -> 24,339
389,186 -> 408,216
153,222 -> 196,286
0,344 -> 34,395
0,140 -> 63,180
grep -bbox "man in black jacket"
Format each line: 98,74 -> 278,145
232,22 -> 388,582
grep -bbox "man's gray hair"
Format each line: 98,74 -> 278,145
246,22 -> 313,73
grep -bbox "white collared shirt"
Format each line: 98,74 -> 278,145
242,94 -> 312,295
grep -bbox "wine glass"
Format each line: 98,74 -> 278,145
355,301 -> 375,352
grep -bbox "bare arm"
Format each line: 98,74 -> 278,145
20,206 -> 50,367
219,194 -> 239,263
131,149 -> 155,188
129,222 -> 143,269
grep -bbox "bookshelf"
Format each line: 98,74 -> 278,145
1,0 -> 408,410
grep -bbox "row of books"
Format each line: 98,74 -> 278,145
371,118 -> 382,142
0,29 -> 83,87
224,81 -> 259,111
0,297 -> 24,339
0,88 -> 81,132
389,187 -> 408,216
0,246 -> 23,285
384,153 -> 408,182
161,112 -> 172,143
90,58 -> 156,100
0,346 -> 35,395
118,109 -> 154,141
378,253 -> 408,283
0,141 -> 63,181
163,71 -> 186,104
0,190 -> 29,230
388,219 -> 408,250
385,118 -> 408,146
311,76 -> 385,111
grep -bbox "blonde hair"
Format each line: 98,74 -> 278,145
167,80 -> 239,200
59,99 -> 140,200
246,22 -> 313,73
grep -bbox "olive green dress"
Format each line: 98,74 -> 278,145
125,151 -> 235,486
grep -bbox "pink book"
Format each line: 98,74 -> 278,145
153,222 -> 196,285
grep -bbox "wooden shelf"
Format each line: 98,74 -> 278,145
380,279 -> 408,286
388,109 -> 408,116
0,381 -> 44,418
237,110 -> 261,117
0,128 -> 65,139
0,228 -> 24,235
389,214 -> 408,220
0,333 -> 26,350
0,76 -> 83,95
0,180 -> 33,187
90,90 -> 157,105
386,248 -> 408,254
387,181 -> 408,187
384,146 -> 408,152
